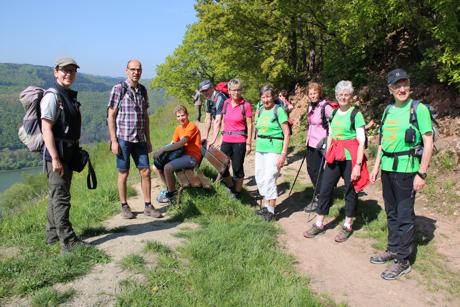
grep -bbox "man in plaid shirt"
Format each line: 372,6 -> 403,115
107,59 -> 162,219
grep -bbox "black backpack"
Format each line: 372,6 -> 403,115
329,107 -> 368,148
107,81 -> 148,123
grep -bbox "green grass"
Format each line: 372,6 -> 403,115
31,287 -> 76,307
0,142 -> 137,302
120,254 -> 145,272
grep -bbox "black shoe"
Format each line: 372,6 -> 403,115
370,250 -> 397,264
256,207 -> 268,216
304,196 -> 318,213
61,238 -> 92,255
381,259 -> 411,280
262,210 -> 275,222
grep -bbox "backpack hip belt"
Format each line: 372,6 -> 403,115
222,131 -> 247,136
382,149 -> 416,171
257,134 -> 284,142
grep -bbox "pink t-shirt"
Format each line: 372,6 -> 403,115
222,98 -> 253,143
307,99 -> 333,148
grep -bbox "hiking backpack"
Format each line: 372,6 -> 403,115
18,86 -> 63,152
107,81 -> 148,123
329,107 -> 368,148
216,81 -> 229,98
380,99 -> 438,153
320,100 -> 339,130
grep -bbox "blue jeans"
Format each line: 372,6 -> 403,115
116,139 -> 149,172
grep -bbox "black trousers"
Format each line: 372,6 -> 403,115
306,146 -> 325,191
317,160 -> 357,217
221,142 -> 246,179
381,171 -> 416,262
195,105 -> 202,122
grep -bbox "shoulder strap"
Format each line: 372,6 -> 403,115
379,103 -> 393,145
117,82 -> 129,109
138,83 -> 147,100
329,108 -> 338,124
45,88 -> 66,130
320,101 -> 329,129
410,99 -> 420,129
350,107 -> 359,131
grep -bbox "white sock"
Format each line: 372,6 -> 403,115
266,205 -> 275,214
315,220 -> 323,228
343,222 -> 352,230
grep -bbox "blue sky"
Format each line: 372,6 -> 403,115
0,0 -> 197,78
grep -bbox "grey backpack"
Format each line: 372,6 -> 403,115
18,86 -> 61,152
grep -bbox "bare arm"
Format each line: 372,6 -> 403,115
41,118 -> 63,176
351,127 -> 366,181
245,116 -> 253,155
203,113 -> 211,140
276,123 -> 291,170
144,110 -> 152,153
107,107 -> 119,155
209,114 -> 223,146
413,133 -> 433,191
370,145 -> 383,183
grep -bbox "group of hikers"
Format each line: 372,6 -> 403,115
40,57 -> 433,281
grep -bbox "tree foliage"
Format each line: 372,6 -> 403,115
152,0 -> 460,103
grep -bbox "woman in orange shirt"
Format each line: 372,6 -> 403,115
153,105 -> 202,203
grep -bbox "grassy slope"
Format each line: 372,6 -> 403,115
0,102 -> 328,306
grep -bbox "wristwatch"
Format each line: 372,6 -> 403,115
417,171 -> 427,179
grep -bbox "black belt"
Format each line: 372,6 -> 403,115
222,131 -> 247,136
382,149 -> 415,171
257,135 -> 284,141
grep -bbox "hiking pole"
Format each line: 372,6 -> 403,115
305,153 -> 326,222
288,151 -> 308,197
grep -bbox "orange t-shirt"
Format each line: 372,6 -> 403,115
172,121 -> 202,163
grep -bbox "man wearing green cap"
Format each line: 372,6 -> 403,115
41,57 -> 90,254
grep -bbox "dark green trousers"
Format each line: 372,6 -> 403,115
46,161 -> 77,247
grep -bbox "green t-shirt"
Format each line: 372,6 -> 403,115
255,105 -> 288,153
380,99 -> 432,173
330,107 -> 366,160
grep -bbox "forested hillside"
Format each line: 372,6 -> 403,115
152,0 -> 459,108
0,63 -> 170,170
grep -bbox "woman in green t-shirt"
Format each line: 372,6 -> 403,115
254,85 -> 290,222
303,80 -> 367,243
369,69 -> 433,280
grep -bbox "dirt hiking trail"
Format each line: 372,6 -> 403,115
242,151 -> 460,307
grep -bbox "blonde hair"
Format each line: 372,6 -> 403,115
174,105 -> 188,115
307,82 -> 323,97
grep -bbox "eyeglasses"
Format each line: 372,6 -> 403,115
128,68 -> 142,72
230,88 -> 242,92
59,67 -> 77,74
390,83 -> 410,90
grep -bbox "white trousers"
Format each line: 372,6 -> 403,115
255,152 -> 280,200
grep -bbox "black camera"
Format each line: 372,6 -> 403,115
405,127 -> 416,145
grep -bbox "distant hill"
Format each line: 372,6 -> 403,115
0,63 -> 170,170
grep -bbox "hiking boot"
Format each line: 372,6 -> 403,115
304,196 -> 319,213
303,224 -> 325,238
157,191 -> 176,203
335,226 -> 353,243
256,207 -> 268,216
121,204 -> 135,219
370,250 -> 397,264
262,210 -> 275,222
156,189 -> 168,202
144,204 -> 163,218
61,238 -> 92,255
381,259 -> 411,280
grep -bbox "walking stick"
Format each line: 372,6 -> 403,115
288,151 -> 308,197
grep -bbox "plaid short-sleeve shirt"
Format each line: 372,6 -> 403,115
108,80 -> 149,142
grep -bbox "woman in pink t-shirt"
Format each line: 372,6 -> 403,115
218,79 -> 253,198
304,82 -> 334,212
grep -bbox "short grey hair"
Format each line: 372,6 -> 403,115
335,80 -> 354,95
260,84 -> 276,97
227,78 -> 242,91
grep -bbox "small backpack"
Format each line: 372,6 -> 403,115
18,86 -> 62,152
216,81 -> 229,98
320,100 -> 339,130
380,99 -> 438,154
107,81 -> 148,123
329,107 -> 368,148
